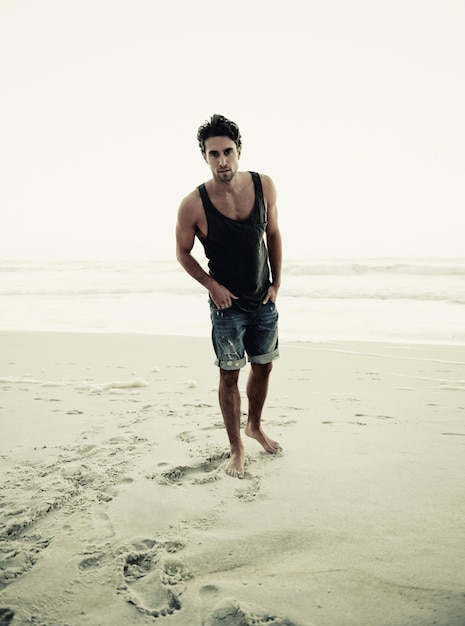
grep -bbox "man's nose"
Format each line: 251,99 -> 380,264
219,153 -> 227,165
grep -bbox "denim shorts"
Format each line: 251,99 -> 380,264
209,300 -> 279,370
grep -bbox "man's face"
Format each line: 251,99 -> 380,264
203,136 -> 241,183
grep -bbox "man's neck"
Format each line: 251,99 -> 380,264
211,170 -> 247,194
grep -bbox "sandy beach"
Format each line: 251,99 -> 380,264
1,331 -> 464,626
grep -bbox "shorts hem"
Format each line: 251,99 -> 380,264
215,356 -> 247,370
248,348 -> 280,365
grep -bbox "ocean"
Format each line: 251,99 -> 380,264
1,258 -> 464,345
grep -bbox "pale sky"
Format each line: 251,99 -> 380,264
1,0 -> 464,261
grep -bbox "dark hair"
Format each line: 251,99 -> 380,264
197,114 -> 242,153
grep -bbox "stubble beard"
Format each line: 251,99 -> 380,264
216,168 -> 236,183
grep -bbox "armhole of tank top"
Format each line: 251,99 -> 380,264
250,172 -> 266,222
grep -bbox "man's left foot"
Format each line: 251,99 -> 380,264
244,424 -> 282,454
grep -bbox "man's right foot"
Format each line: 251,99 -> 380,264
225,447 -> 245,479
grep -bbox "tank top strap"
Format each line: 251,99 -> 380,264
197,183 -> 214,214
250,172 -> 266,222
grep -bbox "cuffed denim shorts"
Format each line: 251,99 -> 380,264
209,300 -> 279,370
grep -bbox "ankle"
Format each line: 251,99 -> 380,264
245,422 -> 259,434
230,440 -> 244,454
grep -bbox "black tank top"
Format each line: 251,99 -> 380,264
197,171 -> 270,312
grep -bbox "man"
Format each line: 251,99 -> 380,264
175,114 -> 282,479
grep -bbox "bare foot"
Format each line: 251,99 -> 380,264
225,446 -> 245,479
245,424 -> 282,454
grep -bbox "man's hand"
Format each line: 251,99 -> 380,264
263,283 -> 280,304
209,281 -> 238,310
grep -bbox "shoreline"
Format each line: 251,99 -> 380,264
1,331 -> 464,625
3,327 -> 465,346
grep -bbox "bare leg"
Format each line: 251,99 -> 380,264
218,368 -> 245,479
244,362 -> 281,453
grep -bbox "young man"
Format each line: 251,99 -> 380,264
175,114 -> 282,479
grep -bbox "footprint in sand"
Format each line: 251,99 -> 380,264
89,504 -> 115,544
177,423 -> 222,444
234,477 -> 261,502
152,450 -> 231,486
0,608 -> 15,626
78,551 -> 113,572
77,505 -> 116,571
120,539 -> 192,618
200,587 -> 297,626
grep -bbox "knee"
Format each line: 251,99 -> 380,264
251,362 -> 273,377
219,368 -> 240,387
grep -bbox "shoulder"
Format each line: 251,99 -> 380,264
254,173 -> 277,203
178,187 -> 203,214
255,172 -> 274,187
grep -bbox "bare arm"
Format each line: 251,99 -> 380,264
175,193 -> 238,308
262,175 -> 282,303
